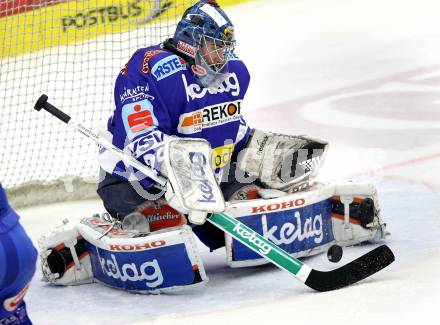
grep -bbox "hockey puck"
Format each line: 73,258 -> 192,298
327,244 -> 343,263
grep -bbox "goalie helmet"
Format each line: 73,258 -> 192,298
172,0 -> 236,88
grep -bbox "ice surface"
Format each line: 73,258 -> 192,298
14,0 -> 440,324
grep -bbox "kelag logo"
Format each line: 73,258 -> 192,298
232,199 -> 334,261
189,152 -> 216,204
151,55 -> 186,81
232,223 -> 272,255
99,254 -> 164,288
182,73 -> 240,101
88,242 -> 197,292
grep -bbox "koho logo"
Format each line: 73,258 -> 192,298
109,240 -> 166,251
252,198 -> 306,213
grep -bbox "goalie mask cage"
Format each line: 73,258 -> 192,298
0,0 -> 199,208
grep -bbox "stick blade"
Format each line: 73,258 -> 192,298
305,245 -> 395,292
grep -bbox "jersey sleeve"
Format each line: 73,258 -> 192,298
101,49 -> 174,189
229,56 -> 252,157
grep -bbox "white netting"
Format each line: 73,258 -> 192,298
0,0 -> 195,206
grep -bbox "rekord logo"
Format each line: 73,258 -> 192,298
99,254 -> 164,288
151,55 -> 186,81
189,151 -> 216,203
182,73 -> 240,101
233,223 -> 272,255
177,100 -> 242,134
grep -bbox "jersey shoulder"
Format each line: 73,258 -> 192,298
122,45 -> 187,83
120,45 -> 168,77
227,52 -> 250,94
228,52 -> 249,75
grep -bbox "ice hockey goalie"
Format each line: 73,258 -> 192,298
38,136 -> 389,294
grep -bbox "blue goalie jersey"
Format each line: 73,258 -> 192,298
100,43 -> 252,189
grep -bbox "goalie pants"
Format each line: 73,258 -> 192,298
97,168 -> 226,251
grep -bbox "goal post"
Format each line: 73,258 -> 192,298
0,0 -> 243,208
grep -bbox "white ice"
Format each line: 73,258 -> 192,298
15,0 -> 440,324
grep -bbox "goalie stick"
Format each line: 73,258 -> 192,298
209,212 -> 394,291
34,94 -> 167,187
34,94 -> 395,292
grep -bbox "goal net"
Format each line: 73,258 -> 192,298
0,0 -> 198,207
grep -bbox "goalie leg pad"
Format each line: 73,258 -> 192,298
223,182 -> 390,268
38,220 -> 94,286
78,216 -> 207,294
331,183 -> 390,246
225,183 -> 336,267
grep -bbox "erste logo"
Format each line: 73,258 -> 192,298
128,104 -> 153,132
151,55 -> 186,81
